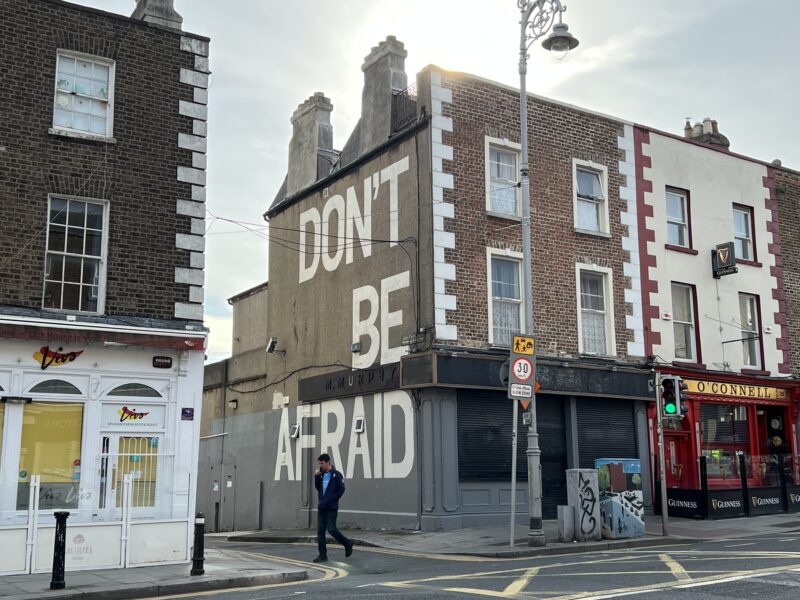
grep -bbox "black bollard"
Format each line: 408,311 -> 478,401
50,511 -> 70,590
190,513 -> 205,575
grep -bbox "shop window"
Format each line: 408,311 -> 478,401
17,402 -> 84,510
700,403 -> 749,483
28,379 -> 81,395
108,383 -> 162,397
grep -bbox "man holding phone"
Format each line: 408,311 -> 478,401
313,453 -> 353,563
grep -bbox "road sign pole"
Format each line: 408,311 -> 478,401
654,370 -> 669,536
510,400 -> 518,547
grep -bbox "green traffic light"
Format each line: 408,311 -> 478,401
664,403 -> 677,415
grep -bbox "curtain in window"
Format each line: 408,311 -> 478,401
739,295 -> 759,366
580,272 -> 606,354
672,284 -> 694,359
493,300 -> 519,346
490,149 -> 517,214
576,169 -> 602,198
491,258 -> 520,299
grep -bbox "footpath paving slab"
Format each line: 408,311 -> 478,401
0,547 -> 307,600
230,512 -> 800,558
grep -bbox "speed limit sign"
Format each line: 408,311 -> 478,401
512,356 -> 533,381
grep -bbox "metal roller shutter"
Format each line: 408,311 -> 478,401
577,398 -> 637,468
458,390 -> 567,518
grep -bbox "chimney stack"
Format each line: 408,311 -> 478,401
131,0 -> 183,30
360,36 -> 408,153
682,117 -> 730,151
287,93 -> 334,196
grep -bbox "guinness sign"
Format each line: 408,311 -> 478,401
706,489 -> 746,518
712,241 -> 738,278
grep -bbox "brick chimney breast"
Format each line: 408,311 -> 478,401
131,0 -> 183,30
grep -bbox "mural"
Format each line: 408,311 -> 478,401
596,459 -> 644,539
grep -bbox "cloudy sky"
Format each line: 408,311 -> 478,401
79,0 -> 799,362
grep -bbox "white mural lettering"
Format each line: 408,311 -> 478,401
298,156 -> 410,284
346,396 -> 372,479
273,391 -> 414,482
352,271 -> 410,368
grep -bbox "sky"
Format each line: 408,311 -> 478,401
77,0 -> 800,363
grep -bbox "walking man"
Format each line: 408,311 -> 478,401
313,453 -> 353,563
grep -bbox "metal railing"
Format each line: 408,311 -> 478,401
391,83 -> 418,134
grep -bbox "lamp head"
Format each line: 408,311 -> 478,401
541,22 -> 579,53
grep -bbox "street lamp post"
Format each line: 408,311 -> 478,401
516,0 -> 578,547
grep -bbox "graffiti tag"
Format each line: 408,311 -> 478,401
579,472 -> 597,535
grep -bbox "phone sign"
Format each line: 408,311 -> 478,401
152,356 -> 173,369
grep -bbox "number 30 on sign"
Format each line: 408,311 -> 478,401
512,357 -> 533,381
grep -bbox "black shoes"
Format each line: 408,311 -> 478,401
312,556 -> 328,563
345,542 -> 353,558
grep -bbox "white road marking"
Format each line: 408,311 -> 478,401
724,542 -> 756,548
676,571 -> 777,588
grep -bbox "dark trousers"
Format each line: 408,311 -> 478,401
317,508 -> 350,558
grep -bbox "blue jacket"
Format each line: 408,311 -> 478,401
315,468 -> 345,510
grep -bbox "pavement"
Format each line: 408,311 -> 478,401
0,546 -> 306,600
3,512 -> 799,599
229,512 -> 800,558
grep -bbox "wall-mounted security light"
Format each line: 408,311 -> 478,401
351,342 -> 362,353
227,399 -> 238,410
266,337 -> 285,355
1,396 -> 32,405
353,417 -> 365,434
289,424 -> 300,439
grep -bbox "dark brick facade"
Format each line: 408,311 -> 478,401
775,167 -> 800,375
439,73 -> 635,360
0,0 -> 206,323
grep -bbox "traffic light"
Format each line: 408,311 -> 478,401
661,376 -> 679,417
677,376 -> 689,416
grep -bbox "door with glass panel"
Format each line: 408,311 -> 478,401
99,434 -> 162,517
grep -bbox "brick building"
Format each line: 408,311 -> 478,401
198,36 -> 798,533
0,0 -> 209,573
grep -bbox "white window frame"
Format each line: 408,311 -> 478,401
484,137 -> 521,218
572,159 -> 609,235
666,188 -> 690,248
671,282 -> 697,362
486,247 -> 524,346
732,204 -> 754,261
738,293 -> 761,369
42,194 -> 110,315
575,263 -> 616,356
52,50 -> 116,140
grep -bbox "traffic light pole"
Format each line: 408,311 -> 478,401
654,370 -> 670,537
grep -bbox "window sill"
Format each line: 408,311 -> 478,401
736,258 -> 762,268
672,361 -> 706,370
573,227 -> 611,239
740,368 -> 770,376
486,210 -> 521,222
48,128 -> 117,144
665,244 -> 699,256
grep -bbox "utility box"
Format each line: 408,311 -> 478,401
595,458 -> 645,539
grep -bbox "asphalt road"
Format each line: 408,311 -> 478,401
156,533 -> 800,600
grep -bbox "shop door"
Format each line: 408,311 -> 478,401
99,434 -> 163,518
663,432 -> 691,488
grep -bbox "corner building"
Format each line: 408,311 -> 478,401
0,0 -> 209,573
200,37 -> 658,533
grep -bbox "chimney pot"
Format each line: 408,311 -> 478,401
683,119 -> 693,138
693,122 -> 703,137
702,117 -> 713,134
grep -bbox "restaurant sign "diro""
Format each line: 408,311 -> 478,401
683,379 -> 787,400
